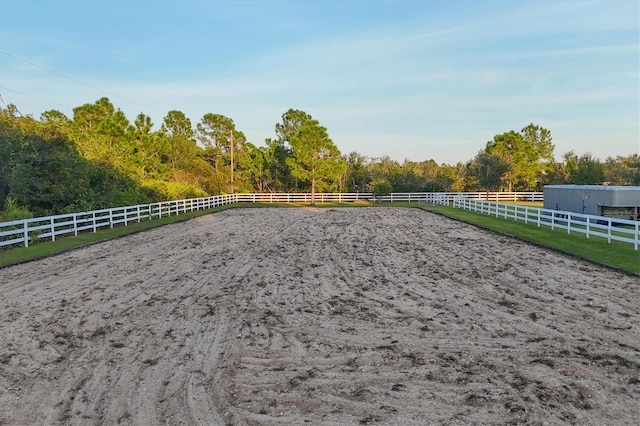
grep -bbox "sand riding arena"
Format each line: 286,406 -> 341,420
1,207 -> 638,425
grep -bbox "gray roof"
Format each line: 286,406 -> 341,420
544,185 -> 640,192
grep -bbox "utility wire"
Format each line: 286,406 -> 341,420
0,50 -> 160,113
0,85 -> 72,110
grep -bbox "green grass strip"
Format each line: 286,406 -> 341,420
419,204 -> 639,275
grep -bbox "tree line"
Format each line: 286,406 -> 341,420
1,98 -> 638,218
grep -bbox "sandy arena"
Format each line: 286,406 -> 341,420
0,207 -> 639,425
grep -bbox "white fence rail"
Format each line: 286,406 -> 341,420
0,191 -> 544,249
0,194 -> 235,249
453,198 -> 640,251
233,191 -> 543,203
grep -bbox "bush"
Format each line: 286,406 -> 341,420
142,180 -> 208,201
370,178 -> 392,202
0,197 -> 33,222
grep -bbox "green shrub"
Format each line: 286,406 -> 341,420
0,197 -> 33,222
370,178 -> 392,202
142,180 -> 208,201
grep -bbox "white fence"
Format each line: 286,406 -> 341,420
453,198 -> 639,251
0,194 -> 235,249
233,191 -> 543,203
0,191 -> 543,249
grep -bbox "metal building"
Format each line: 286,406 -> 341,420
543,185 -> 640,220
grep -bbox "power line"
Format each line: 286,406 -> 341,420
0,49 -> 161,113
0,85 -> 72,110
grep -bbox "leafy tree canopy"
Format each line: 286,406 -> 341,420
1,97 -> 637,217
286,116 -> 346,205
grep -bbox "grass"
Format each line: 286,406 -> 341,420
1,200 -> 638,275
419,204 -> 639,275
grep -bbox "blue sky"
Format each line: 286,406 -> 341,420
0,0 -> 638,164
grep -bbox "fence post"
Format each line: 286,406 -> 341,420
551,211 -> 555,230
74,213 -> 78,236
567,213 -> 571,234
50,217 -> 56,242
586,216 -> 590,239
537,208 -> 541,227
23,219 -> 29,248
110,209 -> 114,228
635,221 -> 638,251
607,219 -> 612,244
93,212 -> 97,232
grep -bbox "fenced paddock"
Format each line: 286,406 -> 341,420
2,191 -> 638,251
1,207 -> 638,425
1,192 -> 540,249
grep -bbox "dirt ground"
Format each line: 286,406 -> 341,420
1,207 -> 639,425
